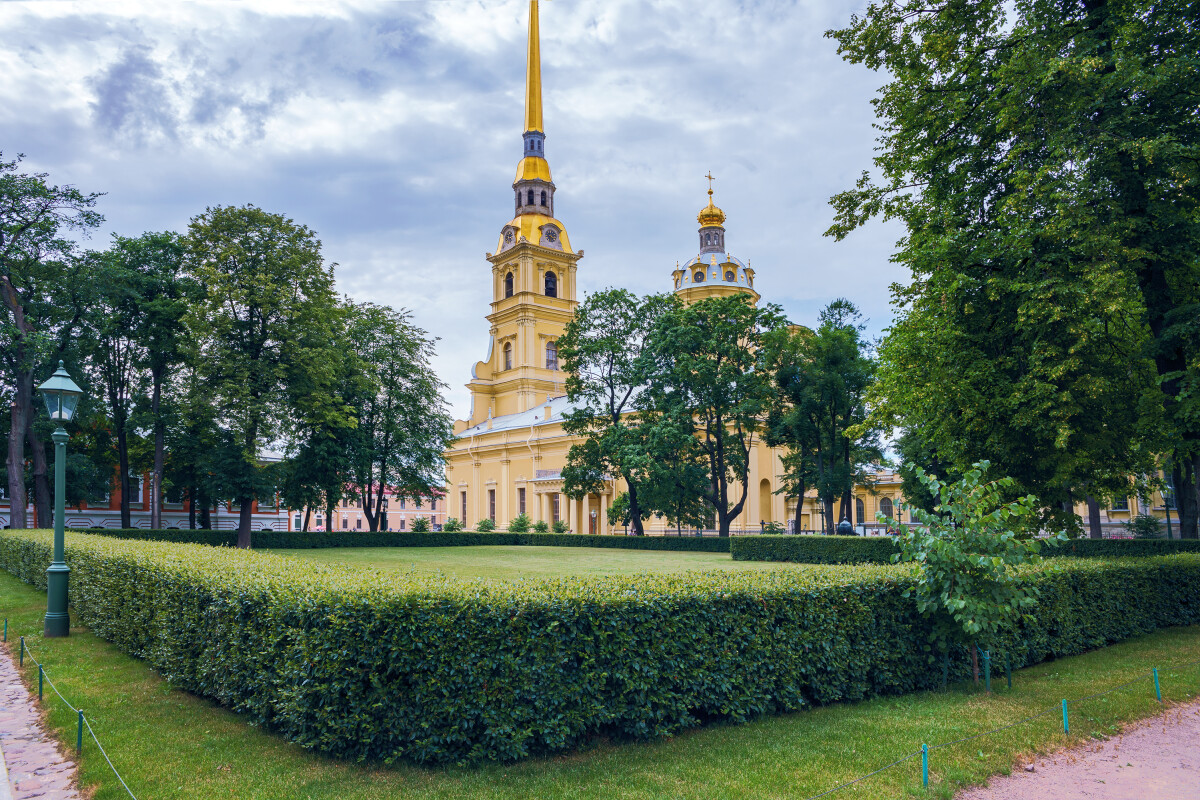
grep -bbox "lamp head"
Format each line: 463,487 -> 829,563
37,361 -> 84,423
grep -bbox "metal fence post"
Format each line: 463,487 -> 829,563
922,744 -> 929,788
38,665 -> 43,700
3,617 -> 6,642
1153,668 -> 1162,702
19,636 -> 24,667
76,711 -> 83,753
1062,699 -> 1069,734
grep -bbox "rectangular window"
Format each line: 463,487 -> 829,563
400,498 -> 406,509
315,516 -> 323,528
489,489 -> 496,522
430,498 -> 437,511
400,518 -> 406,530
518,488 -> 526,515
356,517 -> 362,529
552,494 -> 560,523
294,515 -> 302,529
1112,497 -> 1130,511
461,491 -> 467,524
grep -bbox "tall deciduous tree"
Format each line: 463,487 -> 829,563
826,0 -> 1189,533
766,300 -> 883,534
184,205 -> 341,547
643,295 -> 788,537
0,153 -> 101,529
559,289 -> 674,535
343,301 -> 453,532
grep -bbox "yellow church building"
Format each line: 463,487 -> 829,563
442,0 -> 903,534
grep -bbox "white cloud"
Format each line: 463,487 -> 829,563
0,0 -> 899,420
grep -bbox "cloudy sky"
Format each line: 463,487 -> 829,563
2,0 -> 902,419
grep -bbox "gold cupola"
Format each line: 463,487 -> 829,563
697,187 -> 726,228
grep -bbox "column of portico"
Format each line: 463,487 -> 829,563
567,496 -> 576,533
538,491 -> 548,524
599,493 -> 609,535
581,494 -> 591,535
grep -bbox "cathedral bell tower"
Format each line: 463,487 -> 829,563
467,0 -> 582,426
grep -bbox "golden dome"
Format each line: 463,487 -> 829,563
697,188 -> 726,227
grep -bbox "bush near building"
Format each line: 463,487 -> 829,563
1,531 -> 1198,766
732,535 -> 1200,564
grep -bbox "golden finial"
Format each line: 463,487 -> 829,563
697,172 -> 726,227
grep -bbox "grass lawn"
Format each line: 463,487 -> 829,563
266,544 -> 798,581
2,570 -> 1199,800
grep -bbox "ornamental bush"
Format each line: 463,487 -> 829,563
507,513 -> 531,533
1,530 -> 1197,766
71,528 -> 733,553
475,518 -> 496,532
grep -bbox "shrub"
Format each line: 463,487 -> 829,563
508,513 -> 531,533
552,519 -> 569,533
68,528 -> 733,552
532,520 -> 550,533
731,535 -> 895,564
762,521 -> 785,534
442,517 -> 463,532
410,516 -> 430,533
1,530 -> 1197,767
1126,514 -> 1164,539
476,518 -> 496,532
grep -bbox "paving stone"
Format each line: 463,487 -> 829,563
0,643 -> 82,800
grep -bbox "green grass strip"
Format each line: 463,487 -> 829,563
3,571 -> 1199,800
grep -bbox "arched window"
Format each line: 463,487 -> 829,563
503,342 -> 513,371
880,497 -> 894,520
540,190 -> 547,207
694,271 -> 705,283
705,233 -> 711,244
504,272 -> 514,298
527,189 -> 534,205
855,498 -> 865,525
546,340 -> 558,370
545,271 -> 558,297
724,271 -> 735,281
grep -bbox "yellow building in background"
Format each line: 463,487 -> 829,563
442,0 -> 904,534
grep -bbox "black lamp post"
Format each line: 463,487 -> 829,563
37,361 -> 84,638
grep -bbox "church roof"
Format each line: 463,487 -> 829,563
456,394 -> 582,437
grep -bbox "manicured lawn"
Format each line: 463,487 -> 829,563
266,544 -> 799,581
2,571 -> 1199,800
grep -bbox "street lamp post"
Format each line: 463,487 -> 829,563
37,361 -> 84,638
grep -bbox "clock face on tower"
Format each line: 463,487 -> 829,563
504,230 -> 514,243
545,229 -> 557,242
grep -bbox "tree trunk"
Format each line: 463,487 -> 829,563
1174,457 -> 1199,539
793,489 -> 805,532
199,499 -> 211,530
821,493 -> 836,534
1085,495 -> 1103,539
7,397 -> 28,529
237,498 -> 253,548
26,421 -> 51,528
627,483 -> 645,536
302,507 -> 311,532
151,377 -> 164,529
188,487 -> 197,529
116,425 -> 132,528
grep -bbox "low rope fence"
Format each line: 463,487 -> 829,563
799,647 -> 1200,799
2,616 -> 1197,800
3,622 -> 138,800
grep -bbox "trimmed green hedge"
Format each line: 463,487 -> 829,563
3,530 -> 1197,766
731,534 -> 1200,564
69,528 -> 731,552
731,535 -> 894,564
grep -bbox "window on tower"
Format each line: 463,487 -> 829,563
545,271 -> 558,297
546,340 -> 558,370
540,190 -> 547,207
505,272 -> 514,298
503,342 -> 513,371
527,189 -> 535,205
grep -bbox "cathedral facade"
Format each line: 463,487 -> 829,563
442,0 -> 900,534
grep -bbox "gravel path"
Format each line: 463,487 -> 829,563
956,699 -> 1200,800
0,641 -> 83,800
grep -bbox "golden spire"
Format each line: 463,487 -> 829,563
524,0 -> 543,133
698,171 -> 726,226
